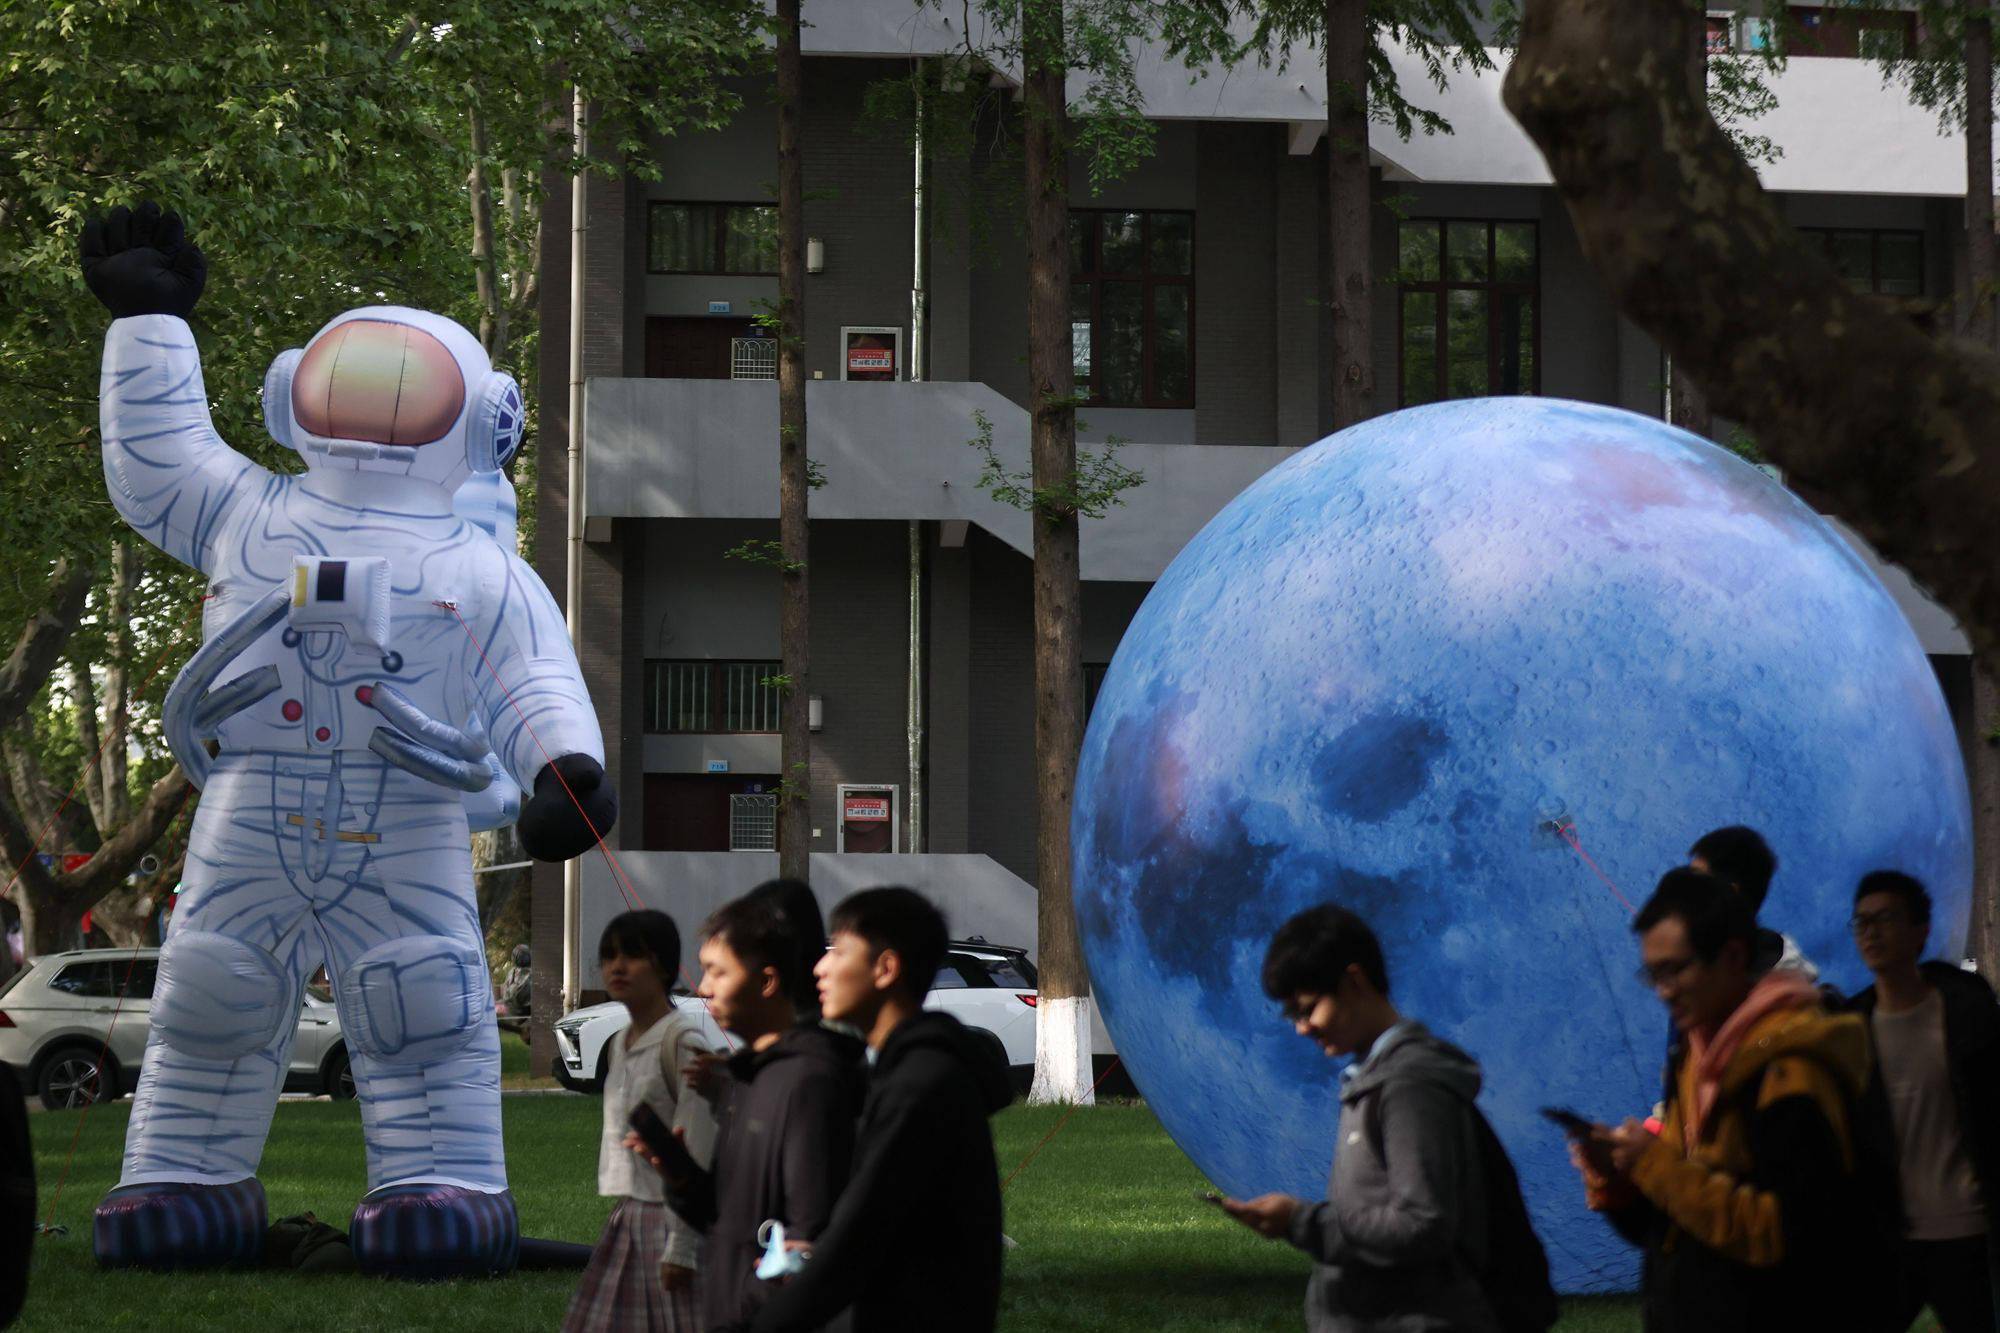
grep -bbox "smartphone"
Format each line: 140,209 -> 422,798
1539,1106 -> 1595,1138
629,1104 -> 697,1181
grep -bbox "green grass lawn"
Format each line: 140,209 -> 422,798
23,1092 -> 1643,1331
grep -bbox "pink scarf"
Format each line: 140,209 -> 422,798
1681,969 -> 1820,1152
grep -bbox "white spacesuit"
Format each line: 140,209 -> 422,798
85,208 -> 609,1278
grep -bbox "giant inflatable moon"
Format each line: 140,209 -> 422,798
1072,397 -> 1971,1292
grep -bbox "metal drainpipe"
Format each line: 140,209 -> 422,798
562,86 -> 587,1012
907,61 -> 928,854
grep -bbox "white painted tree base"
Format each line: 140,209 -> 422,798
1026,996 -> 1095,1105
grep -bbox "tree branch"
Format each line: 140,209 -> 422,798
58,765 -> 191,899
1504,0 -> 2000,659
0,557 -> 94,732
0,754 -> 59,905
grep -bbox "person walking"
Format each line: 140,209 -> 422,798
749,887 -> 1012,1333
564,911 -> 715,1333
1217,903 -> 1554,1333
651,895 -> 864,1333
1571,869 -> 1874,1332
1845,870 -> 2000,1333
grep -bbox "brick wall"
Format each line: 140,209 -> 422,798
966,530 -> 1037,881
803,521 -> 917,851
1195,123 -> 1279,445
802,60 -> 921,381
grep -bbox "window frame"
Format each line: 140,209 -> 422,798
1394,218 -> 1542,409
1069,208 -> 1197,410
1797,226 -> 1925,297
645,201 -> 780,277
1781,6 -> 1918,59
643,659 -> 785,734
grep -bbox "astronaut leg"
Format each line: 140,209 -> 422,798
95,758 -> 320,1269
322,771 -> 514,1278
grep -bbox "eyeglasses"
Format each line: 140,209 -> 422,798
1849,910 -> 1907,935
1635,956 -> 1703,992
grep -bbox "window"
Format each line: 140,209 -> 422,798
1396,220 -> 1539,407
647,202 -> 779,275
644,660 -> 784,733
1069,210 -> 1195,408
976,953 -> 1039,990
1784,6 -> 1916,58
49,959 -> 157,999
1800,228 -> 1923,297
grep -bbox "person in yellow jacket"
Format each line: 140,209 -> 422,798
1570,868 -> 1882,1333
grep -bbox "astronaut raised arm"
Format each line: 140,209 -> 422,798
85,203 -> 267,575
473,549 -> 618,862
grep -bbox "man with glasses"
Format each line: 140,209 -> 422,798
1569,869 -> 1875,1332
1844,871 -> 2000,1332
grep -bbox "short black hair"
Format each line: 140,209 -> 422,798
1634,867 -> 1756,963
1261,904 -> 1390,1001
827,887 -> 947,998
599,910 -> 682,986
700,896 -> 806,1004
1689,826 -> 1778,913
745,878 -> 826,1016
1854,870 -> 1932,926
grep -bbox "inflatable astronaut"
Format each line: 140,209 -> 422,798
82,204 -> 614,1278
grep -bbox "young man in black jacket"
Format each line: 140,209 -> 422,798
750,887 -> 1012,1333
654,895 -> 866,1333
1845,870 -> 2000,1333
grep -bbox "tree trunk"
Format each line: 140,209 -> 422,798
775,0 -> 813,883
1504,0 -> 2000,666
470,106 -> 511,365
0,557 -> 94,734
70,654 -> 114,841
102,542 -> 135,828
1969,0 -> 1995,349
17,878 -> 81,957
1326,0 -> 1374,429
1975,668 -> 2000,983
1666,13 -> 1713,439
1022,0 -> 1092,1106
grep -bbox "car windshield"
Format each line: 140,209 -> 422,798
0,960 -> 33,1001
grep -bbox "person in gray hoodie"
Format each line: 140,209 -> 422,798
1219,904 -> 1503,1333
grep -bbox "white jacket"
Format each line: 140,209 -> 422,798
598,1008 -> 718,1268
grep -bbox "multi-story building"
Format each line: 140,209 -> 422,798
527,2 -> 1980,1056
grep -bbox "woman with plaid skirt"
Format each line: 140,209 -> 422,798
564,911 -> 717,1333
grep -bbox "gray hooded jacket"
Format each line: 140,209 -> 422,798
1284,1022 -> 1500,1333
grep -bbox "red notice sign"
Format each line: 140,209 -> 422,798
842,795 -> 891,822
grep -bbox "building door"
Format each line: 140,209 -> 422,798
837,785 -> 900,853
646,316 -> 757,379
644,773 -> 781,851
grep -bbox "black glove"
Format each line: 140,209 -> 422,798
80,202 -> 207,319
518,753 -> 618,862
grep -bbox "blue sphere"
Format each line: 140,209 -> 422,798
1072,397 -> 1971,1292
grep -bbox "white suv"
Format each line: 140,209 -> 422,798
553,940 -> 1041,1093
0,949 -> 354,1110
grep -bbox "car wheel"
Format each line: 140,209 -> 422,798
591,1040 -> 611,1095
37,1045 -> 117,1111
323,1047 -> 356,1101
975,1029 -> 1008,1070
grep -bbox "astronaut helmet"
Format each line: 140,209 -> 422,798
260,306 -> 524,493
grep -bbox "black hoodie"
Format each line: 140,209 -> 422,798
750,1010 -> 1013,1333
668,1021 -> 867,1333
